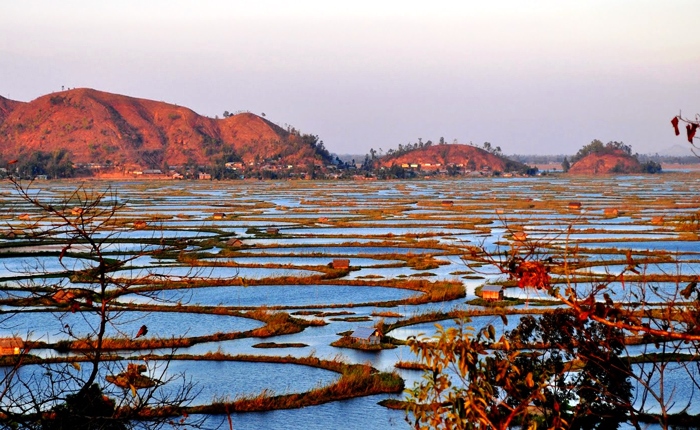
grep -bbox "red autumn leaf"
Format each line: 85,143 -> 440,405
514,261 -> 551,289
671,117 -> 680,136
687,123 -> 698,143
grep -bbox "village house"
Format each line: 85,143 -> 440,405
225,162 -> 245,170
604,208 -> 619,217
212,212 -> 226,220
348,327 -> 382,345
512,231 -> 528,242
481,284 -> 504,301
421,163 -> 441,172
0,337 -> 23,355
198,172 -> 212,180
226,238 -> 243,248
266,227 -> 280,235
331,259 -> 350,269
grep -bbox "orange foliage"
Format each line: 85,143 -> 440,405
514,261 -> 550,289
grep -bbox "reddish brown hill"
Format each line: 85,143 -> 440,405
0,96 -> 23,124
378,144 -> 526,172
0,88 -> 326,169
567,149 -> 643,174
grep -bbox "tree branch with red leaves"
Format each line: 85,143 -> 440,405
671,113 -> 700,156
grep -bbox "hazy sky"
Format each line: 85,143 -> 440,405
2,1 -> 699,155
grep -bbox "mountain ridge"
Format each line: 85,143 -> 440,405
0,88 -> 328,171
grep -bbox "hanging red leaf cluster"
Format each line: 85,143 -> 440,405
672,116 -> 698,143
514,260 -> 551,289
688,123 -> 698,143
671,117 -> 680,135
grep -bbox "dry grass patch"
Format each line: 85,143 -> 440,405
394,360 -> 429,371
331,336 -> 396,351
182,354 -> 403,414
371,310 -> 403,318
252,342 -> 308,348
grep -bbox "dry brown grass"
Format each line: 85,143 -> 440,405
181,354 -> 403,414
371,310 -> 403,318
330,336 -> 396,351
394,360 -> 430,371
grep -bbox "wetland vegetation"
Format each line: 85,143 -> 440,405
0,174 -> 699,428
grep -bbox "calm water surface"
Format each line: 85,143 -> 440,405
1,176 -> 699,429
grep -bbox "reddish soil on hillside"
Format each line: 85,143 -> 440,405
0,96 -> 23,124
0,88 -> 323,169
379,144 -> 521,172
567,149 -> 643,174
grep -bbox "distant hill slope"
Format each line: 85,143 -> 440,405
658,144 -> 694,157
378,144 -> 529,173
0,95 -> 23,124
565,140 -> 662,175
0,88 -> 329,169
567,149 -> 644,174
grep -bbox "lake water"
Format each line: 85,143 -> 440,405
0,175 -> 699,428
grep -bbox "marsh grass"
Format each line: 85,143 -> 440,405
44,308 -> 324,352
6,175 -> 700,423
182,354 -> 403,414
252,342 -> 308,348
371,310 -> 403,318
292,310 -> 354,317
121,278 -> 466,311
382,308 -> 551,334
329,316 -> 372,322
394,360 -> 430,371
330,336 -> 396,350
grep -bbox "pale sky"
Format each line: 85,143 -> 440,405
1,1 -> 699,155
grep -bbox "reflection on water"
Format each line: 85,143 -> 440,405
631,361 -> 700,415
202,256 -> 401,267
0,311 -> 263,342
201,394 -> 406,429
119,284 -> 420,308
238,246 -> 445,255
163,360 -> 341,406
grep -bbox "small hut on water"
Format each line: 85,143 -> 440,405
349,327 -> 382,346
481,285 -> 504,301
0,337 -> 23,355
